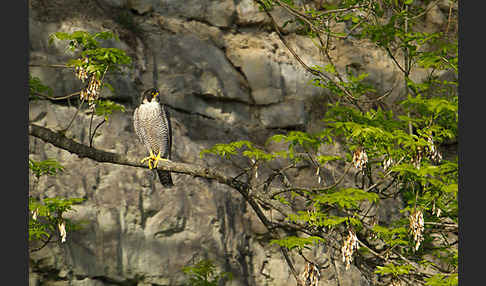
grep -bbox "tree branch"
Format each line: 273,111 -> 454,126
29,123 -> 249,191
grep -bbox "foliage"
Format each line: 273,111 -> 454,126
29,75 -> 53,99
49,31 -> 131,70
270,236 -> 324,251
375,263 -> 415,276
313,188 -> 379,209
204,0 -> 458,285
94,99 -> 126,121
29,29 -> 133,252
29,159 -> 85,248
48,30 -> 131,111
182,259 -> 233,286
200,140 -> 282,161
29,158 -> 64,179
424,273 -> 458,286
29,196 -> 85,242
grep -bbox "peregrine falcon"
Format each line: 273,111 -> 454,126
133,88 -> 174,187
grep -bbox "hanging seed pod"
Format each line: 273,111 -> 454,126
341,229 -> 358,270
74,57 -> 90,82
32,208 -> 39,221
84,76 -> 102,108
411,147 -> 423,169
427,137 -> 442,163
352,147 -> 368,171
315,167 -> 322,184
58,220 -> 67,243
409,209 -> 424,251
390,278 -> 402,286
383,156 -> 394,171
301,262 -> 320,286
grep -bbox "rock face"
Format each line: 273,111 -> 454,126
28,0 -> 454,285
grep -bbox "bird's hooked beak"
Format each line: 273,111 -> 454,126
152,91 -> 159,100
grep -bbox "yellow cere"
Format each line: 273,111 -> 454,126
152,91 -> 159,100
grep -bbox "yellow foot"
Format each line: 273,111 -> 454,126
140,150 -> 170,169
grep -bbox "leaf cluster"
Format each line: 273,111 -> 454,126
50,30 -> 131,77
270,236 -> 324,251
29,158 -> 64,179
375,263 -> 415,276
29,196 -> 85,242
182,259 -> 233,286
29,75 -> 53,99
200,140 -> 280,162
94,99 -> 126,121
29,158 -> 85,246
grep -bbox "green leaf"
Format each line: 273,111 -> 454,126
424,273 -> 458,286
375,263 -> 414,276
29,75 -> 53,99
182,259 -> 233,286
313,188 -> 379,209
29,196 -> 85,243
94,99 -> 126,121
316,155 -> 341,165
29,159 -> 64,179
372,225 -> 409,246
270,236 -> 324,251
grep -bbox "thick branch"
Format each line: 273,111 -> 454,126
29,123 -> 248,191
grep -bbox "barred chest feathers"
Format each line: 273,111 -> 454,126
137,101 -> 170,155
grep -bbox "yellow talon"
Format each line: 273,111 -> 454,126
152,151 -> 162,169
141,150 -> 156,169
141,150 -> 169,170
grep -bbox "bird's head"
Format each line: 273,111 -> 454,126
141,88 -> 160,104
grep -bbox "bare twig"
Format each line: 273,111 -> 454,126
32,91 -> 81,101
61,99 -> 85,133
29,235 -> 53,253
89,118 -> 106,148
424,221 -> 458,228
269,163 -> 353,198
29,63 -> 71,68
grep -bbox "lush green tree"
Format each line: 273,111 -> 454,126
29,30 -> 129,252
182,259 -> 233,286
29,158 -> 85,252
201,0 -> 458,285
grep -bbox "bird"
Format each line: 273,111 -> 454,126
133,87 -> 174,187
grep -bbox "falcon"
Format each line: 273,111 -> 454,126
133,88 -> 174,187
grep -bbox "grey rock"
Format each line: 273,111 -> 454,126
29,271 -> 40,286
71,278 -> 110,286
438,0 -> 458,11
239,51 -> 284,105
128,0 -> 153,14
138,32 -> 251,111
236,0 -> 266,25
280,63 -> 323,99
260,100 -> 306,128
142,0 -> 236,28
427,3 -> 447,26
101,0 -> 128,8
224,33 -> 323,105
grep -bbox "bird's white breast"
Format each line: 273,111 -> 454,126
136,101 -> 168,155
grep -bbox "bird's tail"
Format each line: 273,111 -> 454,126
156,169 -> 174,187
